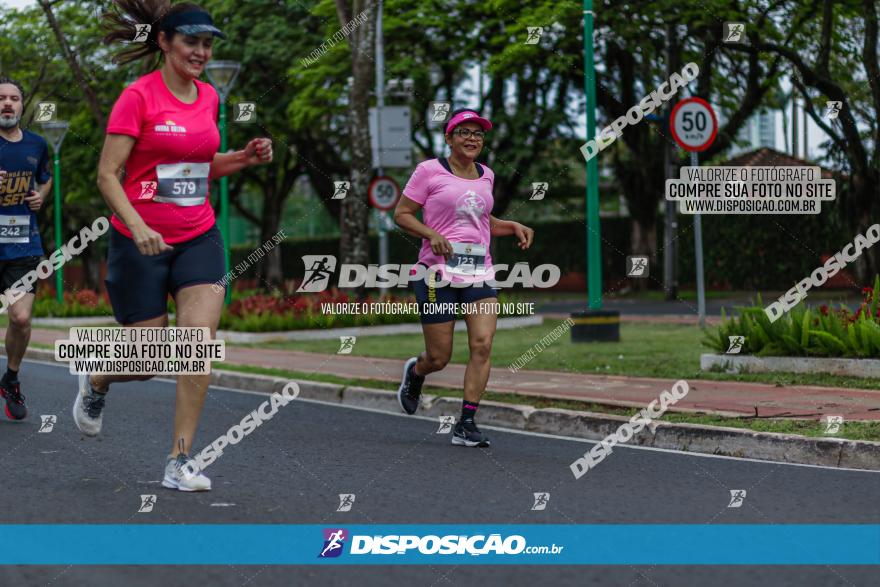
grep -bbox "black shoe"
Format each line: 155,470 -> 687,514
452,419 -> 490,447
397,357 -> 424,415
0,379 -> 27,420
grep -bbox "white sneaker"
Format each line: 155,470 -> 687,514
72,372 -> 104,437
162,454 -> 211,492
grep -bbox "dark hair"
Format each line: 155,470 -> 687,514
102,0 -> 207,65
0,77 -> 25,100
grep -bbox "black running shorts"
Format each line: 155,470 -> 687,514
0,255 -> 41,294
411,263 -> 498,324
104,224 -> 225,325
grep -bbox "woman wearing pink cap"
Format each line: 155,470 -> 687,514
393,108 -> 534,447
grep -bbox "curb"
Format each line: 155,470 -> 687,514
701,353 -> 880,379
25,348 -> 879,471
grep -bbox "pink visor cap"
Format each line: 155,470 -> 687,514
445,110 -> 493,134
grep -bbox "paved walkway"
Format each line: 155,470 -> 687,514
17,327 -> 880,421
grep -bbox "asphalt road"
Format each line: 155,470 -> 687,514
0,360 -> 877,586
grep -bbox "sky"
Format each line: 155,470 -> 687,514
2,0 -> 831,162
1,0 -> 33,9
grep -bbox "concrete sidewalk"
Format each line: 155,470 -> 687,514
19,327 -> 880,421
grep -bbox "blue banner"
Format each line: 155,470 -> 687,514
0,525 -> 877,565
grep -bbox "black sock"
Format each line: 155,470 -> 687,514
87,376 -> 107,396
410,363 -> 424,380
3,367 -> 18,383
461,400 -> 479,421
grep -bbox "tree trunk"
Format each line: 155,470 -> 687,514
851,172 -> 880,284
336,0 -> 376,299
38,0 -> 106,128
256,185 -> 285,291
629,215 -> 657,291
78,241 -> 102,292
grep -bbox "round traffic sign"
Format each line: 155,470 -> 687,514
368,176 -> 401,211
669,97 -> 718,152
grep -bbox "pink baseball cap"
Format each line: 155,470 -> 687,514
445,110 -> 493,135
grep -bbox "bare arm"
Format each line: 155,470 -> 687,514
96,134 -> 171,256
489,215 -> 515,236
489,215 -> 534,250
210,138 -> 273,179
393,194 -> 452,258
37,178 -> 52,199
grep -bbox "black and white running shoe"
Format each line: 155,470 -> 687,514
73,372 -> 105,436
452,419 -> 491,447
397,357 -> 425,415
0,379 -> 27,420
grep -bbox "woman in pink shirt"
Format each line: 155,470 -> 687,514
72,1 -> 272,491
394,109 -> 534,447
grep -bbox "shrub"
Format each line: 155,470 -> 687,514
32,289 -> 114,318
702,276 -> 880,358
217,290 -> 530,332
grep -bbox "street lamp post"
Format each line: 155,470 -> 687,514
205,60 -> 241,305
572,0 -> 621,342
41,121 -> 69,304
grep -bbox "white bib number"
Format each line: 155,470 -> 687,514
154,163 -> 210,206
0,215 -> 30,243
446,242 -> 487,276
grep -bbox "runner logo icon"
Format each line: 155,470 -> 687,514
38,415 -> 56,433
627,256 -> 649,277
824,101 -> 842,120
531,492 -> 549,511
824,415 -> 843,435
133,24 -> 151,42
138,494 -> 156,513
525,27 -> 543,45
337,336 -> 356,354
35,103 -> 56,123
530,182 -> 548,200
297,255 -> 337,292
723,22 -> 745,43
234,103 -> 256,123
332,181 -> 350,200
727,490 -> 746,508
319,528 -> 348,558
436,415 -> 455,433
140,181 -> 157,199
726,336 -> 745,354
429,101 -> 451,122
337,494 -> 355,512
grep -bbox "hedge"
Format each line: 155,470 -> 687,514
232,211 -> 862,291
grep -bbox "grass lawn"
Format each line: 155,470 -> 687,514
243,320 -> 880,391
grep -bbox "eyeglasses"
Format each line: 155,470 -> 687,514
453,128 -> 486,140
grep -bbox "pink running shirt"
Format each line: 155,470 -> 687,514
106,70 -> 220,244
402,158 -> 495,284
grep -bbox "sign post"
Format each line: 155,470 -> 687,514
669,97 -> 717,327
368,176 -> 401,293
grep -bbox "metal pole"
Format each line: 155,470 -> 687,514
219,101 -> 231,305
53,151 -> 63,304
691,151 -> 706,327
376,0 -> 389,293
663,23 -> 678,301
583,0 -> 602,310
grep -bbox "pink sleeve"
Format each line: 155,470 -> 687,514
403,162 -> 432,205
106,88 -> 144,138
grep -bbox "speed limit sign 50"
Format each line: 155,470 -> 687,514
368,176 -> 401,211
670,97 -> 718,152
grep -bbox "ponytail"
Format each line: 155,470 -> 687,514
102,0 -> 205,66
